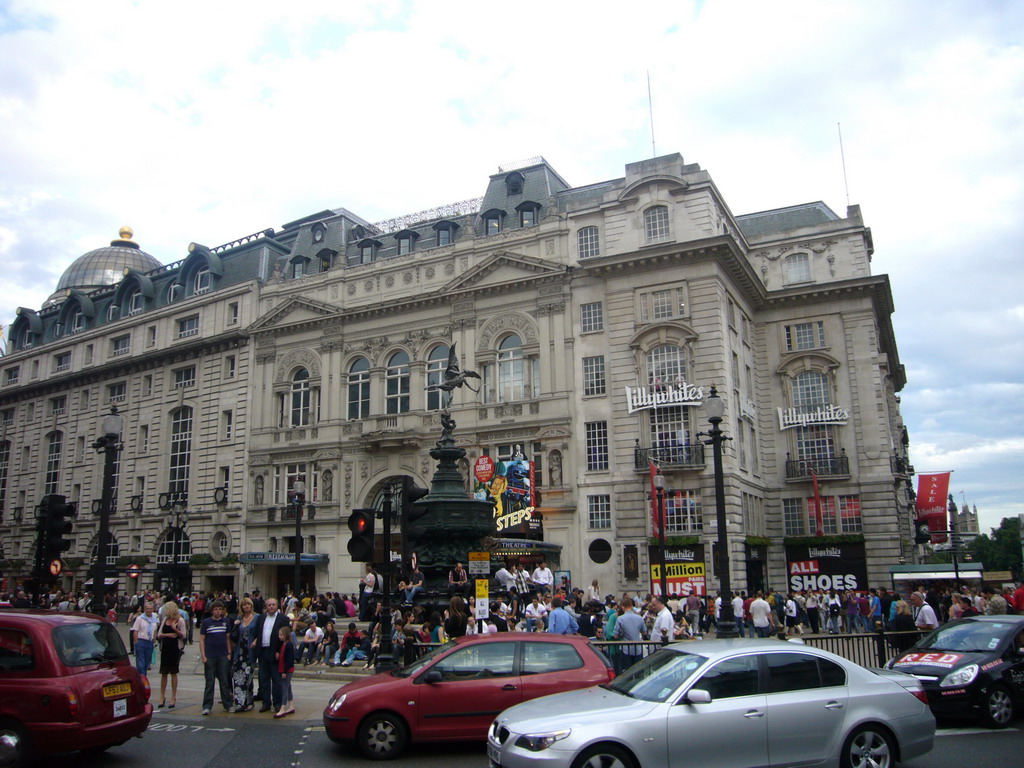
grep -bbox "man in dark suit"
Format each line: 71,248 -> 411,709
251,597 -> 291,713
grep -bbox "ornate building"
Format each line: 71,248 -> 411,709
1,153 -> 914,599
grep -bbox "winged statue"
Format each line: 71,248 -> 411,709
425,342 -> 481,408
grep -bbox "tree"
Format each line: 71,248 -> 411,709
967,516 -> 1022,575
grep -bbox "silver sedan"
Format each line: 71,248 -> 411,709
488,638 -> 934,768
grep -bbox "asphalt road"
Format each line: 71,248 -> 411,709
24,652 -> 1024,768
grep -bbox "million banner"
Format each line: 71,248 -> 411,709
649,544 -> 706,597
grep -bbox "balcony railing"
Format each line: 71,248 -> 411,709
786,452 -> 849,480
634,443 -> 705,470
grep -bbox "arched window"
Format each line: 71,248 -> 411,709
291,368 -> 311,427
792,370 -> 836,466
127,289 -> 143,316
646,345 -> 692,457
157,529 -> 191,564
348,358 -> 370,420
577,226 -> 600,258
168,407 -> 193,498
644,205 -> 670,243
290,257 -> 308,280
92,536 -> 121,566
426,344 -> 451,411
168,282 -> 183,302
785,253 -> 811,284
386,351 -> 411,414
0,441 -> 9,518
483,210 -> 505,236
69,309 -> 85,334
194,266 -> 211,294
45,431 -> 62,495
497,335 -> 526,402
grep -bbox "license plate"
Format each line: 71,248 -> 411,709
487,742 -> 502,767
103,682 -> 132,699
113,698 -> 127,718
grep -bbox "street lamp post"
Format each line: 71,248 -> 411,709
165,503 -> 189,596
653,469 -> 668,599
701,386 -> 737,638
291,480 -> 306,599
90,407 -> 123,616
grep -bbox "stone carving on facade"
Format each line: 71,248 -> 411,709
321,470 -> 333,501
425,267 -> 435,279
421,455 -> 432,477
536,302 -> 565,316
545,239 -> 555,255
343,462 -> 352,506
452,318 -> 475,331
342,422 -> 364,436
330,284 -> 339,299
529,402 -> 540,414
477,312 -> 538,349
364,280 -> 374,292
385,275 -> 395,288
457,457 -> 471,492
494,404 -> 524,417
460,257 -> 469,271
255,350 -> 276,364
403,271 -> 413,284
548,450 -> 563,487
479,408 -> 488,420
347,283 -> 356,296
444,263 -> 455,276
254,475 -> 264,506
274,349 -> 321,382
360,461 -> 369,479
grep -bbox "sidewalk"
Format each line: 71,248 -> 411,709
114,620 -> 368,724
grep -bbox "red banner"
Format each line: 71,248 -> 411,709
915,472 -> 951,544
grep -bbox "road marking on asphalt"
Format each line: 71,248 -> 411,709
305,726 -> 326,732
147,724 -> 236,733
936,727 -> 1019,736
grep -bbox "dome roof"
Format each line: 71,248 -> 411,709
48,227 -> 163,305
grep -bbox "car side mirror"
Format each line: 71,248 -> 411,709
422,669 -> 443,684
682,688 -> 712,705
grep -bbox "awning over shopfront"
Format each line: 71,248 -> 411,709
491,538 -> 562,558
239,552 -> 329,565
890,564 -> 983,582
83,577 -> 119,587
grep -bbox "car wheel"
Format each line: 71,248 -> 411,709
0,720 -> 31,768
841,725 -> 894,768
356,712 -> 408,760
982,685 -> 1016,728
572,743 -> 637,768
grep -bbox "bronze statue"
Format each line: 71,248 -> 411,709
425,342 -> 481,409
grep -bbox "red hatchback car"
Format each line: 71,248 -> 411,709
324,633 -> 614,760
0,610 -> 153,766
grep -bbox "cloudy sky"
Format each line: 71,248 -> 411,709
1,1 -> 1021,533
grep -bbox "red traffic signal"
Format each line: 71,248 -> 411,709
347,508 -> 376,562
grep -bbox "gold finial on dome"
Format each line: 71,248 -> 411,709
111,226 -> 139,248
119,226 -> 134,240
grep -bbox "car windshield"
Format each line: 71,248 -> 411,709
394,639 -> 457,678
604,648 -> 708,702
916,620 -> 1018,654
53,622 -> 127,667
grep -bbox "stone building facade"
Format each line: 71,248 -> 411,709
0,153 -> 914,600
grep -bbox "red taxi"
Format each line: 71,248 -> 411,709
0,610 -> 153,766
324,633 -> 613,760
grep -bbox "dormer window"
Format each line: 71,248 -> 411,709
169,282 -> 183,302
194,267 -> 211,294
483,210 -> 505,236
69,310 -> 85,334
517,201 -> 541,227
127,289 -> 143,316
290,256 -> 309,279
505,172 -> 524,195
395,231 -> 418,256
107,304 -> 119,322
358,240 -> 380,263
433,221 -> 458,247
312,222 -> 326,243
318,250 -> 335,273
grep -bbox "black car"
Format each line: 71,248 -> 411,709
886,615 -> 1024,727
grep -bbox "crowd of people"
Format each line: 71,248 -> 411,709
5,569 -> 1023,712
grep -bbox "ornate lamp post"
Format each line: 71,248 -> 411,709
653,468 -> 668,598
701,387 -> 737,638
91,406 -> 123,616
291,480 -> 306,598
165,503 -> 189,596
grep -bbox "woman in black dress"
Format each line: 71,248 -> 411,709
157,601 -> 187,708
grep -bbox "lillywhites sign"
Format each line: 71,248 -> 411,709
626,382 -> 704,413
777,404 -> 850,430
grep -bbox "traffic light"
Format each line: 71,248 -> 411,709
347,508 -> 376,562
43,494 -> 76,562
401,475 -> 430,541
